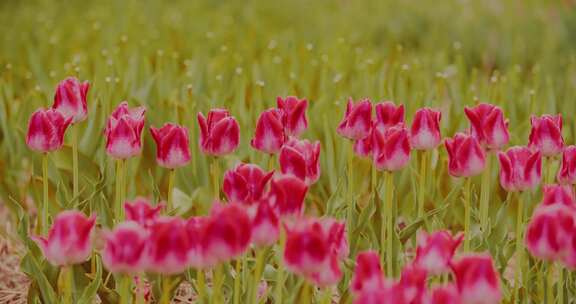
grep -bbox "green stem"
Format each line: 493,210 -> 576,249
62,266 -> 74,304
558,265 -> 564,304
383,171 -> 394,276
115,159 -> 123,221
514,192 -> 524,302
463,178 -> 472,252
213,264 -> 224,304
268,153 -> 276,171
135,275 -> 145,304
212,157 -> 220,200
233,259 -> 241,304
538,261 -> 545,302
167,169 -> 176,211
547,263 -> 554,304
42,153 -> 49,234
300,281 -> 311,304
250,249 -> 266,304
347,142 -> 355,242
274,228 -> 286,304
119,275 -> 133,304
545,157 -> 555,185
197,269 -> 207,303
320,287 -> 332,304
72,126 -> 79,203
417,151 -> 428,219
479,153 -> 491,232
160,276 -> 172,304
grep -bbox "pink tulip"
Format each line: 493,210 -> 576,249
223,163 -> 274,206
526,204 -> 576,262
105,101 -> 146,159
426,285 -> 461,304
414,230 -> 463,275
541,184 -> 575,207
185,216 -> 207,268
374,101 -> 405,131
201,203 -> 252,266
277,96 -> 308,137
251,109 -> 286,154
279,137 -> 321,185
528,114 -> 564,157
396,264 -> 427,304
197,109 -> 240,156
251,199 -> 280,247
451,254 -> 501,304
144,217 -> 191,274
558,145 -> 576,184
445,133 -> 486,177
353,125 -> 374,158
150,123 -> 191,168
372,125 -> 411,172
26,108 -> 73,153
464,103 -> 509,150
268,174 -> 308,217
337,98 -> 372,140
497,146 -> 542,192
52,77 -> 90,123
410,108 -> 442,150
102,221 -> 148,274
562,230 -> 576,269
351,251 -> 384,294
353,285 -> 407,304
32,210 -> 96,266
124,198 -> 164,228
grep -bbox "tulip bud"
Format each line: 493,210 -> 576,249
144,217 -> 191,274
102,221 -> 148,274
268,174 -> 308,217
464,103 -> 509,150
528,114 -> 564,157
337,98 -> 372,140
426,285 -> 461,304
497,146 -> 542,192
32,210 -> 96,266
525,204 -> 576,262
26,108 -> 73,153
374,101 -> 405,131
372,125 -> 411,172
197,109 -> 240,156
558,145 -> 576,185
451,254 -> 501,304
414,230 -> 463,275
351,251 -> 384,294
277,96 -> 308,137
52,77 -> 90,123
223,163 -> 274,206
541,184 -> 575,207
279,137 -> 321,185
150,123 -> 191,168
105,101 -> 146,159
251,109 -> 286,154
410,108 -> 442,150
445,133 -> 486,177
124,198 -> 164,228
251,199 -> 280,247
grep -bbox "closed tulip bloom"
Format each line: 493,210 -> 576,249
337,98 -> 372,140
223,163 -> 274,206
497,146 -> 542,192
464,103 -> 509,150
410,108 -> 442,150
197,109 -> 240,156
150,123 -> 191,168
124,198 -> 164,228
528,114 -> 564,157
32,210 -> 96,266
414,230 -> 463,275
251,199 -> 280,247
102,221 -> 148,274
52,77 -> 90,123
451,254 -> 501,304
426,285 -> 461,304
268,174 -> 308,217
202,203 -> 252,265
351,251 -> 384,294
185,216 -> 207,268
541,184 -> 575,207
558,145 -> 576,184
279,137 -> 321,185
525,204 -> 576,261
144,217 -> 191,274
372,125 -> 411,172
562,231 -> 576,269
26,108 -> 73,153
277,96 -> 308,137
105,101 -> 146,159
374,101 -> 405,131
445,133 -> 486,177
251,109 -> 286,154
353,126 -> 374,158
397,264 -> 428,304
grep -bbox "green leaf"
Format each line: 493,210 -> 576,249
77,259 -> 103,304
20,253 -> 57,303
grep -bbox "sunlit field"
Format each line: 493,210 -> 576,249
1,0 -> 576,303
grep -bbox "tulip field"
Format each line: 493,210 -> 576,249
3,0 -> 576,303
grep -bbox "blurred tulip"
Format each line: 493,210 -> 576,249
105,101 -> 146,159
185,216 -> 207,268
426,285 -> 461,304
144,217 -> 191,274
277,96 -> 308,137
451,254 -> 501,304
353,124 -> 374,158
197,109 -> 240,156
464,103 -> 509,150
558,145 -> 576,184
124,198 -> 164,228
251,108 -> 286,154
268,174 -> 308,217
353,285 -> 407,304
372,125 -> 411,171
562,230 -> 576,269
337,98 -> 372,140
223,163 -> 274,206
26,108 -> 73,153
397,264 -> 427,304
251,199 -> 280,247
351,251 -> 384,294
541,184 -> 575,207
150,123 -> 191,168
410,108 -> 442,150
414,230 -> 463,275
279,137 -> 321,185
528,114 -> 564,157
32,210 -> 96,266
52,77 -> 90,123
526,204 -> 576,262
375,101 -> 405,131
445,133 -> 486,177
497,146 -> 542,192
102,221 -> 148,274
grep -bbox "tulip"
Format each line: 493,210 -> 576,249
353,127 -> 374,158
124,198 -> 164,228
26,108 -> 73,153
351,251 -> 384,294
251,108 -> 286,154
279,137 -> 321,185
525,204 -> 576,262
497,146 -> 542,192
374,101 -> 405,131
144,217 -> 191,274
185,216 -> 207,268
353,285 -> 407,304
445,132 -> 486,178
102,221 -> 148,274
464,103 -> 509,150
105,101 -> 146,159
426,285 -> 461,304
372,124 -> 411,172
32,210 -> 96,266
251,199 -> 280,247
414,230 -> 463,275
541,184 -> 575,207
223,163 -> 274,206
197,109 -> 240,156
558,145 -> 576,185
410,108 -> 442,150
528,114 -> 564,157
451,254 -> 502,304
277,96 -> 308,137
52,77 -> 90,123
562,231 -> 576,269
397,264 -> 427,304
337,98 -> 372,140
268,174 -> 308,217
150,123 -> 191,169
